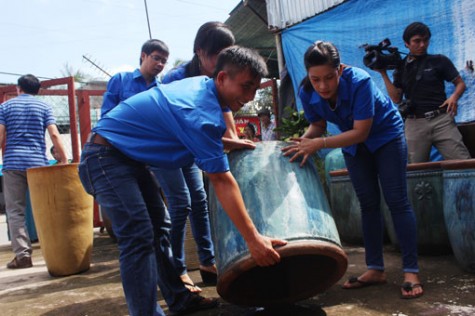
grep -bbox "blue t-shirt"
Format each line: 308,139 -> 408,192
394,54 -> 459,115
162,62 -> 231,113
299,67 -> 403,156
0,94 -> 56,171
162,63 -> 188,84
94,77 -> 229,173
101,69 -> 158,117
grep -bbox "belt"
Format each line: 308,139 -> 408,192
406,108 -> 447,120
86,133 -> 112,146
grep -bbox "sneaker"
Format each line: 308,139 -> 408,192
170,293 -> 219,315
6,256 -> 33,269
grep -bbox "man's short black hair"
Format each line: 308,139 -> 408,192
213,46 -> 268,79
18,74 -> 41,95
140,39 -> 169,64
403,22 -> 431,43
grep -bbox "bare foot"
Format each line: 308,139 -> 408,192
401,272 -> 423,299
180,273 -> 202,293
342,269 -> 387,289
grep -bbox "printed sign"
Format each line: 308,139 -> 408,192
235,115 -> 261,138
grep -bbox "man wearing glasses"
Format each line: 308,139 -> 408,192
98,39 -> 169,242
101,39 -> 169,116
98,39 -> 215,313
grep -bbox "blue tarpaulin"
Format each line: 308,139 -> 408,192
281,0 -> 475,159
282,0 -> 475,123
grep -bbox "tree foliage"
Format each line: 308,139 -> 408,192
236,86 -> 273,115
274,106 -> 309,140
61,63 -> 92,83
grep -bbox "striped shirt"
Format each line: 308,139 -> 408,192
0,94 -> 56,171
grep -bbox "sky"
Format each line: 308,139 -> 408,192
0,0 -> 240,84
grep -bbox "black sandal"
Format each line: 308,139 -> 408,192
400,282 -> 424,299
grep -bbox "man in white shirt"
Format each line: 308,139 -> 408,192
258,109 -> 277,141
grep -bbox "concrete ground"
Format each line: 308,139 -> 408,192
0,228 -> 474,316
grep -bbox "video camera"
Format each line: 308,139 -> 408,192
362,38 -> 402,70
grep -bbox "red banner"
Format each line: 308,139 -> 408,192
234,115 -> 261,137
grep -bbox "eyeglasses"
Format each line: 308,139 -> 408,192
149,54 -> 168,64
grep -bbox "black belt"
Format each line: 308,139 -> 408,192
86,133 -> 112,146
406,108 -> 447,120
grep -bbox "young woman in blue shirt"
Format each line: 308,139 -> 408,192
282,41 -> 423,299
154,22 -> 255,291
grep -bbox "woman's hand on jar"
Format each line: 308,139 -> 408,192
282,137 -> 321,167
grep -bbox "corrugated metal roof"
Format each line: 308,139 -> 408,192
225,0 -> 348,77
266,0 -> 346,29
226,0 -> 279,78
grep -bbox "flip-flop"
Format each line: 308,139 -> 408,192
400,282 -> 424,299
342,276 -> 387,289
183,281 -> 202,293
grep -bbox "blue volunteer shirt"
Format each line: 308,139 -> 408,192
101,69 -> 158,117
300,67 -> 403,156
162,63 -> 188,84
0,94 -> 55,171
94,77 -> 229,173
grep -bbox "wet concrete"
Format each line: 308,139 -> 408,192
0,229 -> 474,316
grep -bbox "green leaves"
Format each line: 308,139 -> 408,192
274,106 -> 309,141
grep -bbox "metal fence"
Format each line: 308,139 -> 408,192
1,76 -> 278,227
0,77 -> 105,227
0,77 -> 105,164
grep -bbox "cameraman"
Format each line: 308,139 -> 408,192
376,22 -> 470,163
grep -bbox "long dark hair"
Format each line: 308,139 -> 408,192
186,21 -> 235,77
300,41 -> 340,92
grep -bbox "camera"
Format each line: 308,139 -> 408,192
362,38 -> 402,70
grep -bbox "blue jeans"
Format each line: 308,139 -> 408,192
152,162 -> 215,275
343,134 -> 419,273
78,143 -> 191,316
